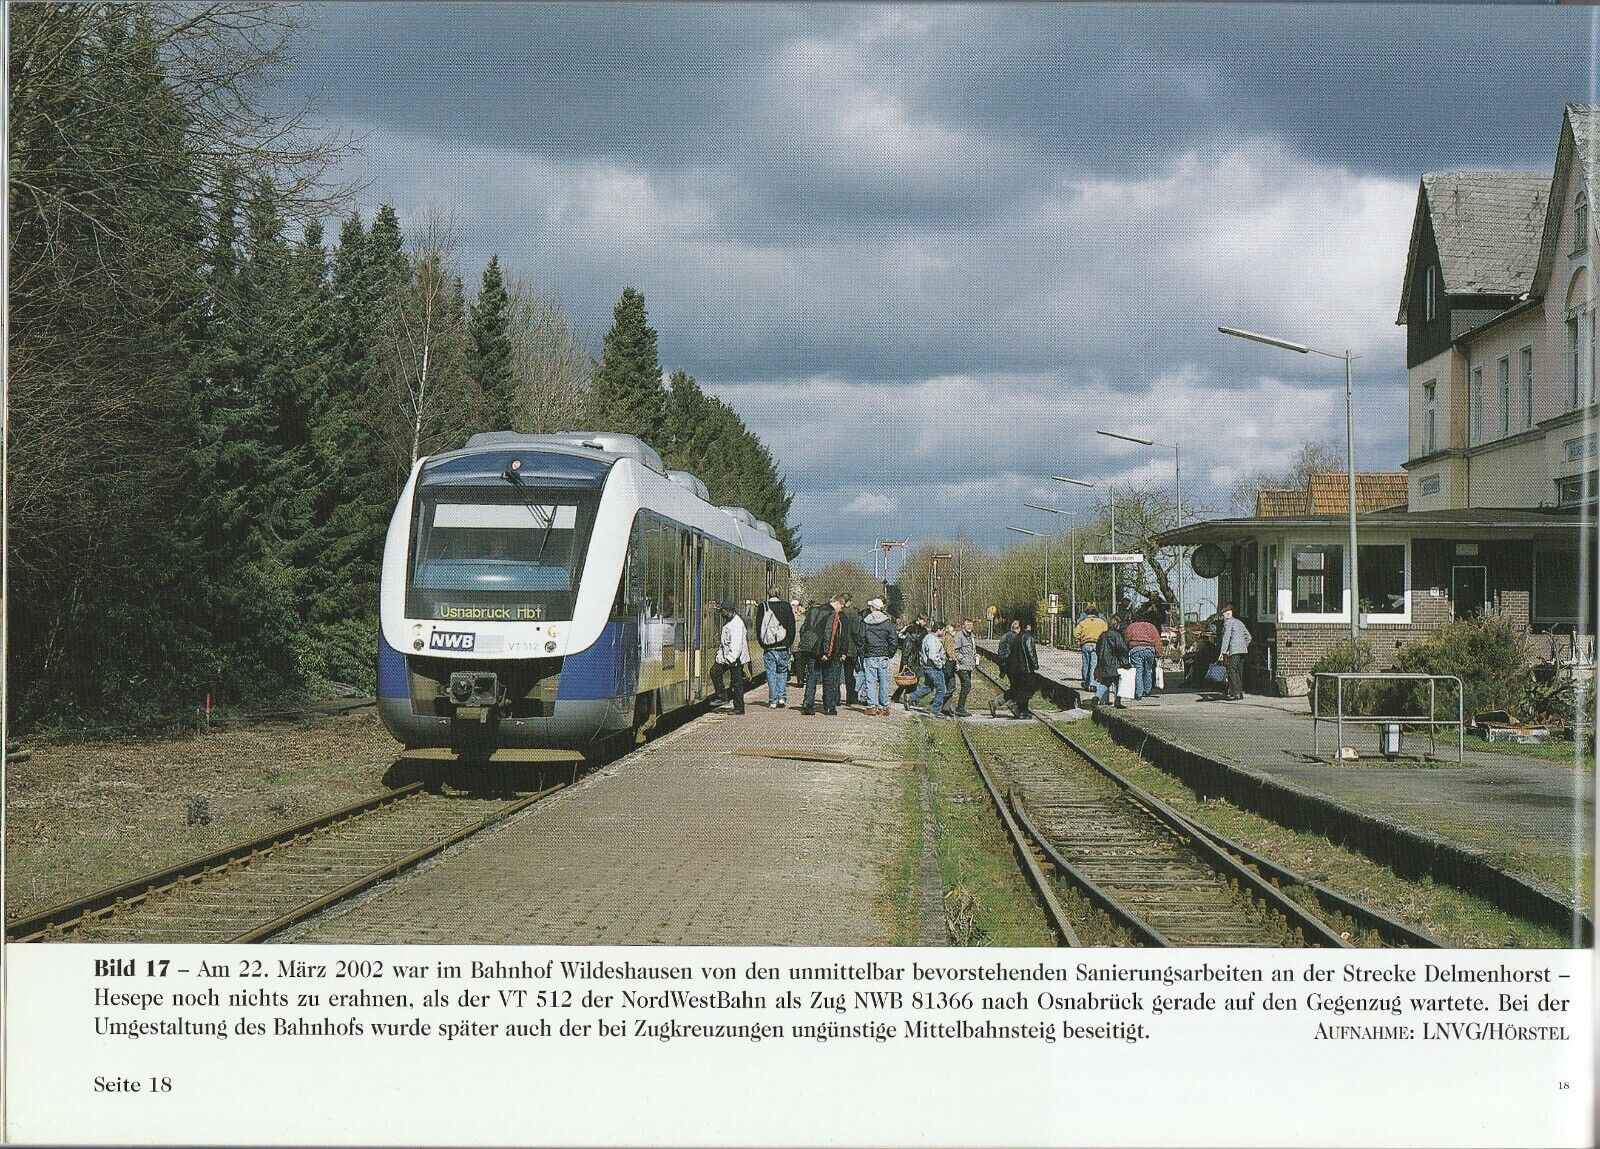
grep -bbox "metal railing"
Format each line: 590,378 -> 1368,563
1311,672 -> 1465,765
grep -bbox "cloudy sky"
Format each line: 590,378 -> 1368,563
286,3 -> 1594,570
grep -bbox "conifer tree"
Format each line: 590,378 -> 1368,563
591,287 -> 666,437
470,255 -> 514,427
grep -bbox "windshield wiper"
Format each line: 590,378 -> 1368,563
503,463 -> 558,564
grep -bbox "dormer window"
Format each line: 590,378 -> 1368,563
1577,189 -> 1589,254
1423,265 -> 1438,321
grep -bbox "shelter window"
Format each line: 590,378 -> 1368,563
1533,549 -> 1579,624
1291,544 -> 1344,615
1358,544 -> 1407,618
1258,544 -> 1279,622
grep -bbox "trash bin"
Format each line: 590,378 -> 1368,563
1380,723 -> 1403,758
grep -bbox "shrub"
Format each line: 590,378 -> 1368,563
1516,666 -> 1598,735
1375,615 -> 1531,723
1308,639 -> 1375,714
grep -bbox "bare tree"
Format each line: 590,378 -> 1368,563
1229,439 -> 1345,515
377,204 -> 476,465
505,277 -> 594,432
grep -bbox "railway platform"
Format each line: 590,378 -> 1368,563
994,640 -> 1593,923
275,688 -> 918,945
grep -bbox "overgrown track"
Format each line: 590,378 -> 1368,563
958,720 -> 1341,946
6,781 -> 560,943
966,662 -> 1446,947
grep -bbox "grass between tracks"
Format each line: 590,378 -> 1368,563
889,761 -> 924,946
907,716 -> 1055,947
1062,720 -> 1574,948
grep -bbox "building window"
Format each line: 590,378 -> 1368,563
1555,470 -> 1597,508
1470,366 -> 1483,443
1591,311 -> 1597,405
1518,345 -> 1534,428
1260,544 -> 1279,622
1573,315 -> 1584,408
1497,355 -> 1510,438
1358,544 -> 1407,617
1419,474 -> 1441,496
1424,265 -> 1437,321
1565,432 -> 1597,463
1577,190 -> 1589,254
1533,549 -> 1579,624
1423,379 -> 1437,453
1291,544 -> 1344,615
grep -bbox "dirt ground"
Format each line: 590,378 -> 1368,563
5,707 -> 403,920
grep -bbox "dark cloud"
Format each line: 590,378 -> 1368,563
283,4 -> 1591,569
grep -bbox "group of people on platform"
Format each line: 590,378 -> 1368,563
708,589 -> 1256,716
1069,602 -> 1165,710
708,590 -> 1031,720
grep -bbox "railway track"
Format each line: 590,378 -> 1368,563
962,666 -> 1440,948
6,781 -> 560,944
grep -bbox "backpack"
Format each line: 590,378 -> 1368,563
759,605 -> 787,646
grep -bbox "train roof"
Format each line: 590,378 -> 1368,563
421,433 -> 787,564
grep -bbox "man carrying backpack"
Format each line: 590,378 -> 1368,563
757,590 -> 796,709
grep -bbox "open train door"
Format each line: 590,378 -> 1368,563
689,533 -> 705,699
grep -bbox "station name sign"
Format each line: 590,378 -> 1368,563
1082,553 -> 1144,565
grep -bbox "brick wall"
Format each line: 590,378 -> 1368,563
1272,594 -> 1461,695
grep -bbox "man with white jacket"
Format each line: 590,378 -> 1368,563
711,599 -> 750,714
905,624 -> 950,716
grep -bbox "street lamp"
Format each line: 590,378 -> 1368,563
1023,502 -> 1079,646
1220,325 -> 1361,641
1054,475 -> 1112,614
1097,428 -> 1185,657
1005,526 -> 1047,625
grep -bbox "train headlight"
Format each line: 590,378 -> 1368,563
545,640 -> 557,653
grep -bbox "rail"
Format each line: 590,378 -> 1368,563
1311,672 -> 1464,765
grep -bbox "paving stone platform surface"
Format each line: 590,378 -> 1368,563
998,641 -> 1594,877
276,690 -> 914,945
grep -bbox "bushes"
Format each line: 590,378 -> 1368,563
1308,618 -> 1539,724
1376,615 -> 1532,723
1308,639 -> 1374,714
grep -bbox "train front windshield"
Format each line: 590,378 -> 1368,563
406,487 -> 601,622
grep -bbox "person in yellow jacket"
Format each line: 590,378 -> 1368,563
1072,604 -> 1109,690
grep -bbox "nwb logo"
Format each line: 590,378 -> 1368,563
429,631 -> 476,651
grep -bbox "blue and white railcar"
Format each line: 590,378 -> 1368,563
377,431 -> 788,756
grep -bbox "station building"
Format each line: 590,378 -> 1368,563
1163,105 -> 1596,695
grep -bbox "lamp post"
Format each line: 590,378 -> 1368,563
929,552 -> 955,622
1096,428 -> 1185,658
1051,476 -> 1097,626
1220,325 -> 1360,641
1005,526 -> 1048,634
1023,502 -> 1077,647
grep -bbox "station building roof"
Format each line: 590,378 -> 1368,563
1159,505 -> 1584,547
1253,472 -> 1408,518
